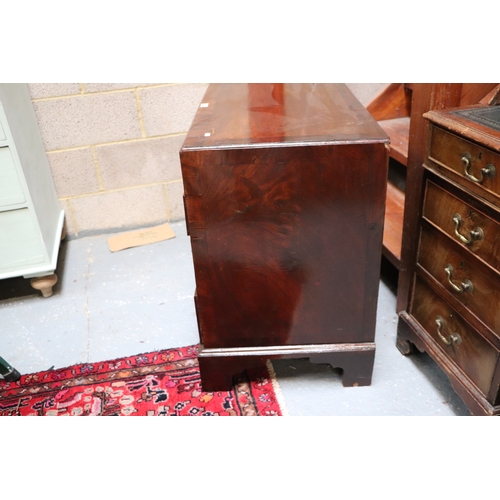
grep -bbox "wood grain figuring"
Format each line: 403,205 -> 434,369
183,143 -> 388,348
181,83 -> 389,390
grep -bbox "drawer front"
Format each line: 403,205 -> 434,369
0,146 -> 25,207
418,226 -> 500,333
423,180 -> 500,269
0,208 -> 46,272
411,276 -> 499,397
429,126 -> 500,203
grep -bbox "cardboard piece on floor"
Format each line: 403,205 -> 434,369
107,223 -> 176,252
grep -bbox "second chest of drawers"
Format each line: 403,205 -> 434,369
397,105 -> 500,416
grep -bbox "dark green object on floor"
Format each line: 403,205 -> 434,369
0,356 -> 21,382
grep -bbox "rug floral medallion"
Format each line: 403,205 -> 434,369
0,345 -> 284,416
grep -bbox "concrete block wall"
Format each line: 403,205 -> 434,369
29,83 -> 209,237
28,83 -> 385,238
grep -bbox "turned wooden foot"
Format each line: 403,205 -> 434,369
30,274 -> 58,298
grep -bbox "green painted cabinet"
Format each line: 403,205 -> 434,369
0,84 -> 64,297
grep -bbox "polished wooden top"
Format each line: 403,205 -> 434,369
182,83 -> 389,150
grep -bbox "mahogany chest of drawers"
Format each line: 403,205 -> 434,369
397,105 -> 500,415
180,83 -> 389,391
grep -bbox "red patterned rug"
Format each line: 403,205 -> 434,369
0,345 -> 285,416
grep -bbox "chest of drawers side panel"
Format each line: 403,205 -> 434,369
181,142 -> 388,350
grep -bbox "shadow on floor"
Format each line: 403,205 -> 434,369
404,349 -> 471,416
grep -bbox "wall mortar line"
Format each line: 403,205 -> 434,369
90,145 -> 104,191
45,132 -> 187,154
134,89 -> 147,138
162,183 -> 172,222
30,83 -> 180,102
58,179 -> 183,201
64,198 -> 80,237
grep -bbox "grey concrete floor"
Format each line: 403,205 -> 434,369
0,221 -> 471,415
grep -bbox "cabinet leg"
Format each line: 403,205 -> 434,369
310,350 -> 375,387
198,357 -> 239,392
339,352 -> 375,387
198,356 -> 265,393
30,274 -> 58,298
396,335 -> 417,356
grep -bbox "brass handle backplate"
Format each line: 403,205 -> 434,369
444,264 -> 473,293
436,316 -> 462,346
452,213 -> 484,245
462,153 -> 496,184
